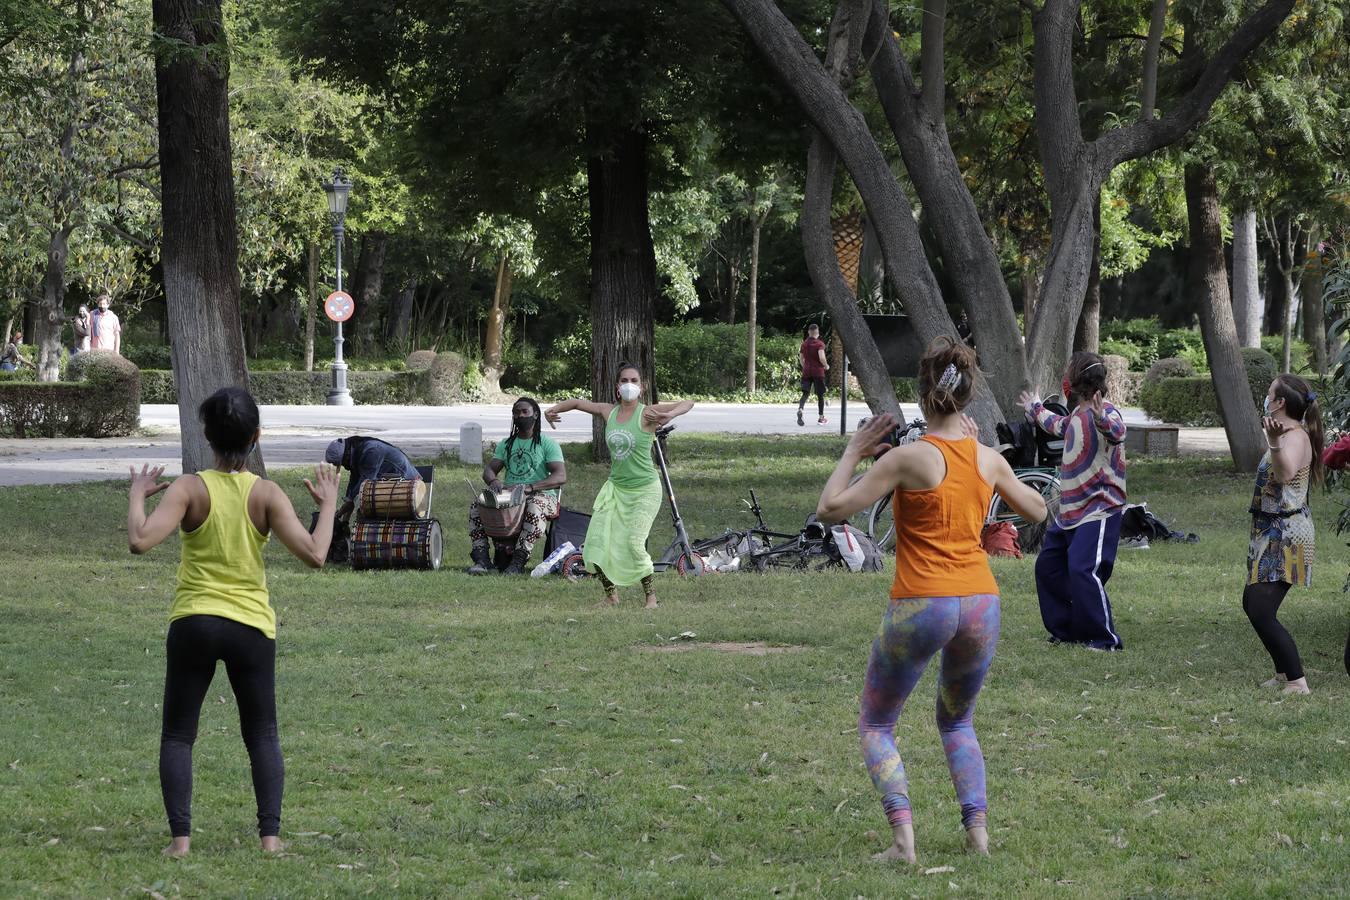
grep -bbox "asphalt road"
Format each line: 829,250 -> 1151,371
0,401 -> 1221,486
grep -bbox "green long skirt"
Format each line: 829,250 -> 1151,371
582,478 -> 663,586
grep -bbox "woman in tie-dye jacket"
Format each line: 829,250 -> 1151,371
1018,352 -> 1128,651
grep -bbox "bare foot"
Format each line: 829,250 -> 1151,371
261,836 -> 285,853
965,825 -> 990,856
871,823 -> 916,864
1260,674 -> 1288,688
644,594 -> 659,609
594,592 -> 619,608
162,837 -> 190,858
1280,677 -> 1311,695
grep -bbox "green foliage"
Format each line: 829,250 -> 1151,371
122,343 -> 172,370
1099,338 -> 1147,370
1240,347 -> 1279,408
1259,335 -> 1310,373
1143,357 -> 1197,388
140,367 -> 458,406
1156,330 -> 1207,372
653,324 -> 798,396
1139,376 -> 1222,426
2,350 -> 140,437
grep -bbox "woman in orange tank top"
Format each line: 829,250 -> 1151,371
817,337 -> 1047,864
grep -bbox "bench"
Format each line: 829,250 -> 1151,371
1125,424 -> 1179,457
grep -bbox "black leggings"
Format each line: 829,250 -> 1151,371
798,377 -> 826,417
161,615 -> 283,838
594,566 -> 654,595
1241,582 -> 1303,681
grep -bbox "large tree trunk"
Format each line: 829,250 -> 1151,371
746,212 -> 763,393
1230,205 -> 1262,347
587,123 -> 659,461
350,231 -> 388,348
37,224 -> 74,381
482,254 -> 512,397
387,280 -> 416,349
153,0 -> 260,475
1074,197 -> 1102,354
304,239 -> 317,371
1186,165 -> 1263,471
22,300 -> 38,345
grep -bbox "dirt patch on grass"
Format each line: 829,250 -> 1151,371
636,641 -> 806,656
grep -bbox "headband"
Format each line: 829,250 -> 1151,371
937,363 -> 962,392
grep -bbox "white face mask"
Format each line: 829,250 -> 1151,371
618,382 -> 641,402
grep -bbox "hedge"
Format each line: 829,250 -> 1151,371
138,351 -> 467,406
0,351 -> 140,437
1140,370 -> 1331,427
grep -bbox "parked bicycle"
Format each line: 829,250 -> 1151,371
687,489 -> 848,573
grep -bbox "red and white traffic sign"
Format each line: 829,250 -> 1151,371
324,290 -> 355,322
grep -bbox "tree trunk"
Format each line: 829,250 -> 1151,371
153,0 -> 261,475
1301,226 -> 1325,374
388,280 -> 416,349
1230,204 -> 1262,347
1021,263 -> 1040,337
37,224 -> 74,381
1281,270 -> 1297,372
350,231 -> 388,348
483,253 -> 512,397
587,123 -> 659,460
304,239 -> 317,371
1074,197 -> 1101,354
1185,164 -> 1263,471
1263,244 -> 1285,339
22,300 -> 37,344
746,212 -> 762,393
1140,0 -> 1168,120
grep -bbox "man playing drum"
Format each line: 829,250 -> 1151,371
468,397 -> 567,575
325,437 -> 422,524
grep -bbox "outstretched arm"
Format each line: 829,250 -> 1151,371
643,400 -> 695,429
989,454 -> 1049,524
817,415 -> 906,523
545,398 -> 613,426
1019,390 -> 1068,438
266,465 -> 341,568
128,466 -> 188,554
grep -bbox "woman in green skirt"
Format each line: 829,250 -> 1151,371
546,363 -> 694,607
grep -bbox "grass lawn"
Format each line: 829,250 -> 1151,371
2,435 -> 1348,898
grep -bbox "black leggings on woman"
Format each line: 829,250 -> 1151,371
1241,582 -> 1303,681
161,615 -> 283,838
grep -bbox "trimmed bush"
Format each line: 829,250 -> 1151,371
893,377 -> 918,403
1103,355 -> 1141,405
0,351 -> 140,437
406,350 -> 437,371
425,351 -> 467,404
1139,376 -> 1221,426
141,369 -> 176,404
1099,338 -> 1146,370
1241,346 -> 1278,408
138,369 -> 429,405
123,343 -> 172,370
1143,356 -> 1196,388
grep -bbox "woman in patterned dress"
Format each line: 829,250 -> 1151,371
1245,374 -> 1324,695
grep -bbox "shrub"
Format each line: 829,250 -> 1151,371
1099,339 -> 1146,370
406,350 -> 437,371
1139,376 -> 1221,426
1260,335 -> 1311,372
141,369 -> 176,403
0,383 -> 84,437
123,343 -> 172,370
1241,346 -> 1278,408
893,377 -> 918,402
1143,356 -> 1196,388
425,351 -> 467,404
1102,355 -> 1141,405
1156,328 -> 1207,369
67,350 -> 140,436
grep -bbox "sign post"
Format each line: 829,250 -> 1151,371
324,289 -> 355,406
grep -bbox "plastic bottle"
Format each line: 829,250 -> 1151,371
531,541 -> 576,578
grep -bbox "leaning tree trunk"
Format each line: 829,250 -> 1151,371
482,254 -> 512,398
587,123 -> 659,461
37,224 -> 74,381
1186,165 -> 1263,472
1231,204 -> 1262,347
153,0 -> 261,475
304,239 -> 317,371
1301,226 -> 1325,374
1074,197 -> 1102,354
746,211 -> 763,393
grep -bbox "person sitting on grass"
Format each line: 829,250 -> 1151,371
545,363 -> 694,608
816,336 -> 1047,864
325,436 -> 421,524
467,397 -> 567,575
1,328 -> 36,372
126,386 -> 340,858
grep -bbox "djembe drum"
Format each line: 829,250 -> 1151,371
350,519 -> 444,571
358,477 -> 430,520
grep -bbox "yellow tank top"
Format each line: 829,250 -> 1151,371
171,470 -> 274,638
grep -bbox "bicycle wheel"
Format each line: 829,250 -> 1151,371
988,471 -> 1060,553
866,492 -> 895,553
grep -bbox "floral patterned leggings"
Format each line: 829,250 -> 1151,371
859,594 -> 1000,831
469,493 -> 560,556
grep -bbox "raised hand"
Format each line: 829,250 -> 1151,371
129,464 -> 169,498
959,414 -> 981,441
848,414 -> 897,459
304,463 -> 341,506
1016,390 -> 1039,411
1262,416 -> 1290,445
1089,390 -> 1106,418
642,406 -> 673,428
544,406 -> 563,427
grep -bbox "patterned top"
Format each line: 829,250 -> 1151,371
1250,452 -> 1310,518
1030,400 -> 1128,529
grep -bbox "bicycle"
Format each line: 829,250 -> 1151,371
687,489 -> 844,573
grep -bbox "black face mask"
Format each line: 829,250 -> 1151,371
514,416 -> 536,432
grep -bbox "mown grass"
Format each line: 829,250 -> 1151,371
2,436 -> 1347,898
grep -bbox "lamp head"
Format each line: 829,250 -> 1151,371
321,166 -> 352,220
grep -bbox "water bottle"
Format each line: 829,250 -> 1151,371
531,541 -> 576,578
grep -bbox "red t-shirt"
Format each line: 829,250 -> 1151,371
801,338 -> 827,378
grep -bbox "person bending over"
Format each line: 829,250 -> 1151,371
546,363 -> 693,608
126,387 -> 339,857
468,397 -> 567,575
817,337 -> 1047,864
325,436 -> 421,524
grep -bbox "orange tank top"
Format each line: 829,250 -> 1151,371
890,435 -> 998,599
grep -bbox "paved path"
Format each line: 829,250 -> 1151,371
0,402 -> 1228,486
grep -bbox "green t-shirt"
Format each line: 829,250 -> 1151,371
493,432 -> 564,497
606,404 -> 658,488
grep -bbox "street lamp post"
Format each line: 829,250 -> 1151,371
322,167 -> 354,406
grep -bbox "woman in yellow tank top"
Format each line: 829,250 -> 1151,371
126,387 -> 340,858
817,338 -> 1047,865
